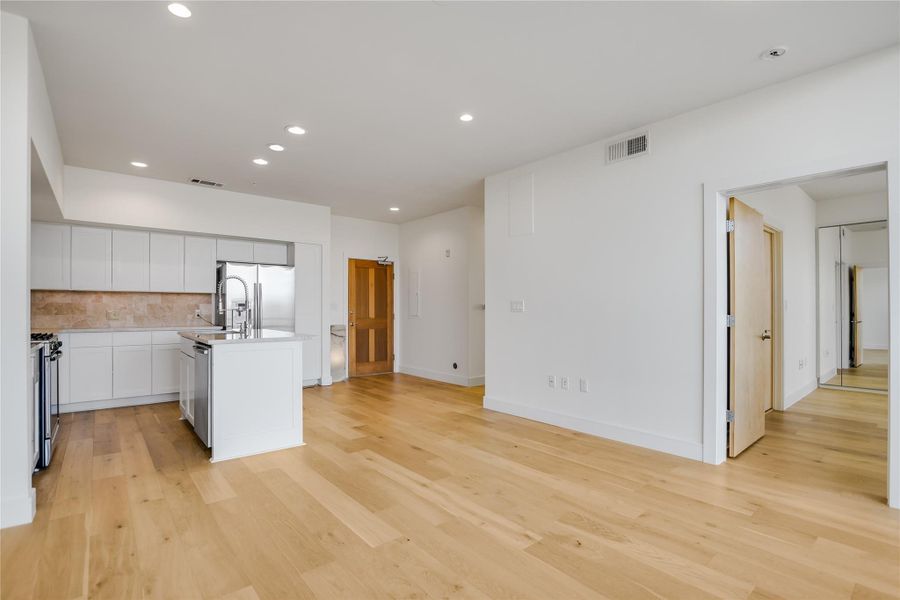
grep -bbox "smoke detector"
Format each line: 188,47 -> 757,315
761,46 -> 789,60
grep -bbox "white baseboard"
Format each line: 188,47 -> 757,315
399,365 -> 483,387
483,396 -> 703,461
60,393 -> 177,414
784,378 -> 818,409
0,488 -> 35,529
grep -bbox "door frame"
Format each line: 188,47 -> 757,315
702,149 -> 899,508
764,224 -> 785,412
347,258 -> 395,378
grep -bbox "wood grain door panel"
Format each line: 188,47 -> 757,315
348,259 -> 394,376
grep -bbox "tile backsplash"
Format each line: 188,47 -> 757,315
31,291 -> 214,331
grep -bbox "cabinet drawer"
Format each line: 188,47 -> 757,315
69,332 -> 114,348
151,330 -> 183,345
113,331 -> 152,346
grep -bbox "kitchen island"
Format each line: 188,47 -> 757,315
179,329 -> 312,462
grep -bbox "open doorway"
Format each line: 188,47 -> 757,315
347,258 -> 394,377
707,162 -> 896,505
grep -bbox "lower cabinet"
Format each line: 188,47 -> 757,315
69,347 -> 113,402
113,345 -> 152,398
179,351 -> 195,424
152,345 -> 181,394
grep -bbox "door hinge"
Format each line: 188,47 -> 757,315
725,314 -> 735,328
726,409 -> 735,423
725,219 -> 735,233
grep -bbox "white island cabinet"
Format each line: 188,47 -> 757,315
179,329 -> 308,462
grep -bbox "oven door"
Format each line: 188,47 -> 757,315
39,348 -> 60,469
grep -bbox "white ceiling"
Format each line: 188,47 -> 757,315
6,2 -> 899,222
800,170 -> 888,202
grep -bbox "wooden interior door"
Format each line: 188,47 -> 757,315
728,197 -> 768,457
348,259 -> 394,377
850,265 -> 863,367
762,229 -> 774,412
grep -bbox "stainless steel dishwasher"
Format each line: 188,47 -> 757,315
193,343 -> 211,447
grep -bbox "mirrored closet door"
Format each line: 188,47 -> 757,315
817,221 -> 888,391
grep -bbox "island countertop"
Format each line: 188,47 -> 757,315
178,328 -> 315,345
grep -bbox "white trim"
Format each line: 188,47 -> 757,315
0,488 -> 35,529
484,396 -> 702,460
60,393 -> 177,413
702,148 -> 898,509
399,365 -> 482,387
784,379 -> 818,410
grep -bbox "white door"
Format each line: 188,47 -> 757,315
217,238 -> 254,262
69,347 -> 113,402
253,241 -> 288,265
113,345 -> 152,398
152,344 -> 181,394
112,229 -> 150,291
184,236 -> 217,292
150,232 -> 184,292
71,226 -> 112,290
31,223 -> 71,290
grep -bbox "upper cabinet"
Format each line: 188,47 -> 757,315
112,229 -> 150,291
71,226 -> 112,290
184,236 -> 217,293
150,232 -> 184,292
253,241 -> 288,265
31,222 -> 71,290
216,238 -> 254,263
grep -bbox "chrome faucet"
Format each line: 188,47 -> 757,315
217,275 -> 252,336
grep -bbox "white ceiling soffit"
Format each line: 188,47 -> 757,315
5,1 -> 899,222
800,170 -> 888,202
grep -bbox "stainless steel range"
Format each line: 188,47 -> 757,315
31,332 -> 62,470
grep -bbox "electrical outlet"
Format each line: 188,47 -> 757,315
799,358 -> 806,370
579,378 -> 589,393
560,376 -> 569,391
548,375 -> 556,389
106,310 -> 120,320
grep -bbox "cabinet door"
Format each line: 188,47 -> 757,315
57,334 -> 70,405
31,223 -> 71,290
71,226 -> 112,290
184,236 -> 217,292
253,241 -> 288,265
150,233 -> 184,292
179,352 -> 195,424
113,345 -> 152,398
216,238 -> 254,262
112,230 -> 150,291
179,352 -> 188,416
69,347 -> 113,402
152,344 -> 181,394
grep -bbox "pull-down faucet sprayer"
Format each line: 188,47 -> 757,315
217,275 -> 252,336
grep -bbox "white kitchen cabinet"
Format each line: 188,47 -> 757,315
31,222 -> 71,290
71,226 -> 112,290
69,346 -> 113,403
150,232 -> 184,292
216,238 -> 254,263
184,236 -> 217,292
253,241 -> 288,265
152,344 -> 181,394
179,351 -> 195,424
112,229 -> 150,291
113,345 -> 152,398
58,334 -> 70,405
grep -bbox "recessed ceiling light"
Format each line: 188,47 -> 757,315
252,158 -> 268,166
459,113 -> 474,122
761,46 -> 788,60
268,144 -> 285,152
389,207 -> 400,212
130,161 -> 148,168
285,125 -> 306,135
167,3 -> 191,18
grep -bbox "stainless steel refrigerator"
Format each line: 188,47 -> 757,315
216,262 -> 295,332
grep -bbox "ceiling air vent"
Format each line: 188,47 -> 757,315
189,178 -> 224,188
607,132 -> 649,164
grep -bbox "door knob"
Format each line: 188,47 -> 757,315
761,330 -> 772,340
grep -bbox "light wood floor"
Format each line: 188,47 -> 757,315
825,348 -> 889,390
2,375 -> 898,599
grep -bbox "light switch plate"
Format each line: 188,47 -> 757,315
560,376 -> 569,391
510,300 -> 525,313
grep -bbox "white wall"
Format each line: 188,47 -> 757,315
861,268 -> 889,350
483,47 -> 899,460
817,191 -> 888,227
399,206 -> 484,386
329,215 -> 400,379
741,186 -> 818,407
61,166 -> 333,385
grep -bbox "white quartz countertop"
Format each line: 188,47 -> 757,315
179,329 -> 315,345
42,326 -> 223,334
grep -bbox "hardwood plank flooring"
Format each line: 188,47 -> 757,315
2,375 -> 898,599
